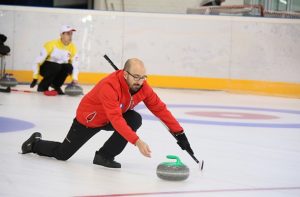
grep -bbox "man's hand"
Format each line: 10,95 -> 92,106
71,80 -> 78,85
30,79 -> 38,88
135,139 -> 151,158
174,132 -> 194,155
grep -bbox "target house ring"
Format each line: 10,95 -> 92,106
186,111 -> 279,120
0,117 -> 35,133
135,104 -> 300,128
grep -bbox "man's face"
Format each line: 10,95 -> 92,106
61,31 -> 73,45
124,66 -> 147,93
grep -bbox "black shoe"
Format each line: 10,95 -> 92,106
93,152 -> 121,168
54,87 -> 65,95
21,132 -> 42,154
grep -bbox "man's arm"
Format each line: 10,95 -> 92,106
143,83 -> 183,133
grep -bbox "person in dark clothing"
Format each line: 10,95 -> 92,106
30,25 -> 79,95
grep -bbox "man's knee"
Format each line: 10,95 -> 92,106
55,153 -> 72,161
53,144 -> 73,161
63,63 -> 73,75
124,110 -> 142,131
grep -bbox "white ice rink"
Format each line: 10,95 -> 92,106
1,85 -> 300,197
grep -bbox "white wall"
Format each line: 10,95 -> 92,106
94,0 -> 203,13
93,0 -> 244,13
0,5 -> 299,83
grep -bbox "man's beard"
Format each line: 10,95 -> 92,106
130,84 -> 142,94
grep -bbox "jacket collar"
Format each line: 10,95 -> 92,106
58,38 -> 71,47
117,70 -> 130,92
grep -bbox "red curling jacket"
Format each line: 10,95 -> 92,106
76,70 -> 183,144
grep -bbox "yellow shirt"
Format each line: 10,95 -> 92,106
33,39 -> 79,80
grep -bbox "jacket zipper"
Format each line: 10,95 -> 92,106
125,90 -> 133,112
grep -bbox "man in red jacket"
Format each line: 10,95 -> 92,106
21,58 -> 194,168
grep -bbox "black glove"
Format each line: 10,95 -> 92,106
30,79 -> 38,88
174,132 -> 194,155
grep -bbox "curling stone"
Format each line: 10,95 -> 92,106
0,73 -> 18,87
156,155 -> 189,181
64,83 -> 83,96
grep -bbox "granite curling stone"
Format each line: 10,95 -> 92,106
64,83 -> 83,96
156,155 -> 189,181
0,74 -> 18,87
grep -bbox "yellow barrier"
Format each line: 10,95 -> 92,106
7,70 -> 300,98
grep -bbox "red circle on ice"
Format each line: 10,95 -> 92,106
185,111 -> 279,120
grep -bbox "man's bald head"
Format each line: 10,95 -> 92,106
123,58 -> 145,73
